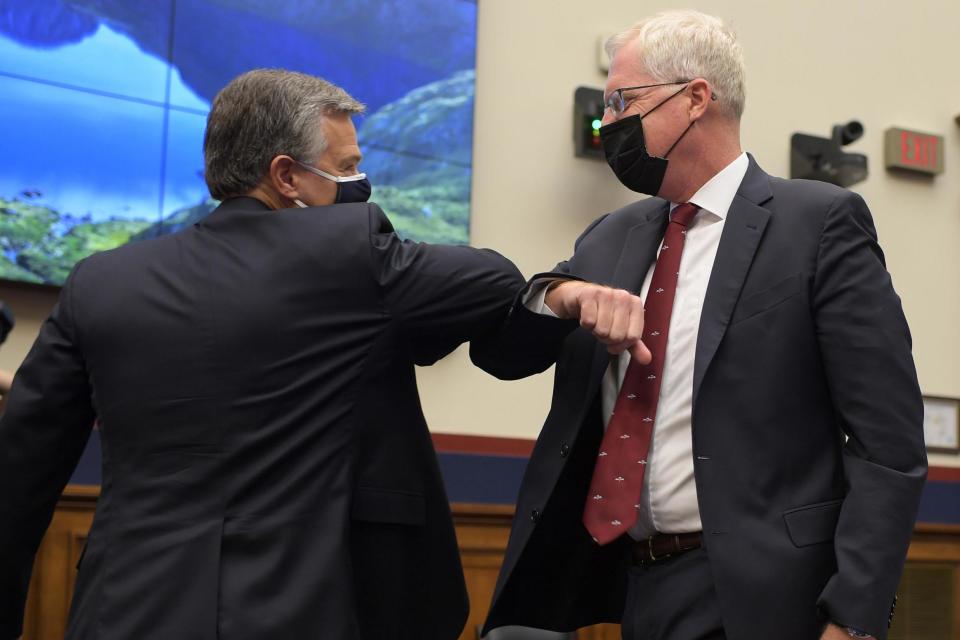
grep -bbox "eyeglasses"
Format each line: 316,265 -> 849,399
604,80 -> 691,116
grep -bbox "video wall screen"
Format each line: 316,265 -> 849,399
0,0 -> 477,286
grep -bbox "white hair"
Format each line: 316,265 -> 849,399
605,10 -> 746,120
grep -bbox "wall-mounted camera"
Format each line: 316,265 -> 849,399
790,121 -> 868,188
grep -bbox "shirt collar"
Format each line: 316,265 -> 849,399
670,152 -> 748,221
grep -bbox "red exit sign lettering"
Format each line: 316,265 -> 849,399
885,127 -> 944,175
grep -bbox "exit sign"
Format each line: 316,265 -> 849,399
885,127 -> 944,175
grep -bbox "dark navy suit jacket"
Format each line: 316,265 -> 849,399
0,197 -> 524,640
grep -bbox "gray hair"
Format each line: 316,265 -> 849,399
606,10 -> 746,120
203,69 -> 365,200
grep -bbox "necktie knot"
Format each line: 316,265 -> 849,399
671,203 -> 699,228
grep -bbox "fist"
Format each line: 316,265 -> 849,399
545,281 -> 651,363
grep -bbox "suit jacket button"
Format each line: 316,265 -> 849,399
560,443 -> 570,458
530,509 -> 541,523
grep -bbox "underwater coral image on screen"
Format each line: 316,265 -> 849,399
0,0 -> 477,286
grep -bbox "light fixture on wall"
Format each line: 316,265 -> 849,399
573,87 -> 606,160
790,121 -> 868,188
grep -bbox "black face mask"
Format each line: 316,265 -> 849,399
294,161 -> 372,206
599,85 -> 694,196
334,177 -> 372,204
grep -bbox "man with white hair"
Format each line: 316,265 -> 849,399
474,10 -> 924,640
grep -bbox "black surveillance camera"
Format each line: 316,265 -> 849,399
790,120 -> 868,188
0,302 -> 13,345
832,120 -> 863,145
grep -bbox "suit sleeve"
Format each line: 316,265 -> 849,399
468,215 -> 610,380
367,203 -> 526,365
812,191 -> 926,638
0,263 -> 96,639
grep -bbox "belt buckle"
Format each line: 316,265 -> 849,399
646,534 -> 671,563
637,532 -> 701,567
645,533 -> 684,564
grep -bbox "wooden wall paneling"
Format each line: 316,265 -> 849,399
22,485 -> 97,640
894,524 -> 960,639
21,488 -> 960,640
452,503 -> 514,640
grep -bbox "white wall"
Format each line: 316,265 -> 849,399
1,0 -> 958,466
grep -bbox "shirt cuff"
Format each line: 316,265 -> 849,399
522,278 -> 563,317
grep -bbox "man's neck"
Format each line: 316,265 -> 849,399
661,115 -> 743,203
246,185 -> 287,211
666,144 -> 743,204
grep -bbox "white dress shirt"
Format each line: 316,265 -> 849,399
526,152 -> 749,539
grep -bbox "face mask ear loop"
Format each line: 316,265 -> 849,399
664,119 -> 696,159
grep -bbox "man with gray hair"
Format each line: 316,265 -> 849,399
474,10 -> 924,640
0,69 -> 523,639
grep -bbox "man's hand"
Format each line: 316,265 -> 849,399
0,368 -> 13,395
545,281 -> 651,363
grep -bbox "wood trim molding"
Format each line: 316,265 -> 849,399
451,502 -> 515,521
58,484 -> 99,508
915,522 -> 960,535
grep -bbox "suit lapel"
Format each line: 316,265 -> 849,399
610,203 -> 670,293
693,157 -> 773,405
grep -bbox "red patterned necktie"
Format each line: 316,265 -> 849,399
582,203 -> 700,545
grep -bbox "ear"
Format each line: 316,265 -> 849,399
687,78 -> 713,120
269,155 -> 301,199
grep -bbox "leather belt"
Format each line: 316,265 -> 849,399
631,531 -> 702,565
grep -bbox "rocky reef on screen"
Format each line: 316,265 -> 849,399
0,0 -> 476,285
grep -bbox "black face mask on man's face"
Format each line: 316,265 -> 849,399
293,161 -> 372,207
599,85 -> 694,197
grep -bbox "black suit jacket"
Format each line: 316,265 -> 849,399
0,197 -> 524,640
472,157 -> 926,639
